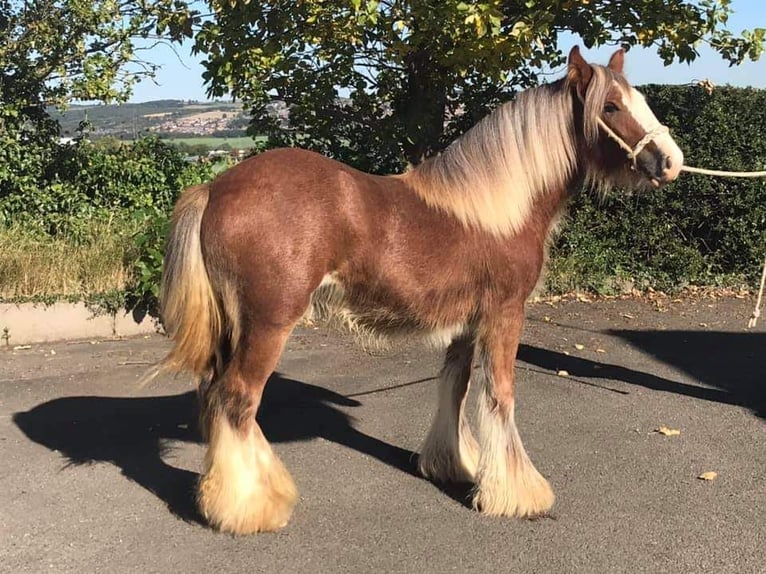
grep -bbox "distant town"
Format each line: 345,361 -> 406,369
50,99 -> 291,140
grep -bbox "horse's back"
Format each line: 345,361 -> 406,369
206,147 -> 363,223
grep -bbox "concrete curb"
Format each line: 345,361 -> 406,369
0,302 -> 159,346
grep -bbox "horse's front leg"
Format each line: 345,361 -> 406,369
418,333 -> 479,483
473,307 -> 554,517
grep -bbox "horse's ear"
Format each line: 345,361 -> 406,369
567,45 -> 593,90
608,48 -> 625,74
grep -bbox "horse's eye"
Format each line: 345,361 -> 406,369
604,102 -> 619,114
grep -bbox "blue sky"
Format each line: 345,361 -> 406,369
129,0 -> 766,102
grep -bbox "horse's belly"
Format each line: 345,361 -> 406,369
304,272 -> 468,347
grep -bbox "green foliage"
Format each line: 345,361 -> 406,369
0,136 -> 212,308
0,0 -> 194,111
0,0 -> 203,243
550,84 -> 766,293
0,136 -> 210,233
129,209 -> 171,316
189,0 -> 765,170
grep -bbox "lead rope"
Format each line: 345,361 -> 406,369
593,117 -> 766,328
679,165 -> 766,328
681,165 -> 766,178
748,257 -> 766,328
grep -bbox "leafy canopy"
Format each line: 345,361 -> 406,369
189,0 -> 766,171
0,0 -> 194,137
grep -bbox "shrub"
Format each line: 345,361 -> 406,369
550,84 -> 766,293
0,134 -> 212,308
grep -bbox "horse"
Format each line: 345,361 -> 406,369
158,46 -> 683,535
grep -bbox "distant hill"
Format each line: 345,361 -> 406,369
49,100 -> 287,140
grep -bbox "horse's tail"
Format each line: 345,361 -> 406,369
159,183 -> 224,380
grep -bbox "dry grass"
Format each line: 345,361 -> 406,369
0,220 -> 139,301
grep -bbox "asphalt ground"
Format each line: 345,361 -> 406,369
2,296 -> 764,573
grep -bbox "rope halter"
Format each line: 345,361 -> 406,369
595,116 -> 670,172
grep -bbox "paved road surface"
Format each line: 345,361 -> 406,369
2,297 -> 764,573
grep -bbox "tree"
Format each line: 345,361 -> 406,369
0,0 -> 195,227
0,0 -> 194,137
190,0 -> 765,172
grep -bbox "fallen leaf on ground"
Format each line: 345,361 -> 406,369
557,370 -> 570,377
543,316 -> 551,322
574,344 -> 585,350
621,313 -> 636,319
13,345 -> 31,350
655,426 -> 681,436
596,348 -> 606,353
698,471 -> 718,481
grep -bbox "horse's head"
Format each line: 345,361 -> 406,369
567,46 -> 683,191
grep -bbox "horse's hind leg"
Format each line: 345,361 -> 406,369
197,325 -> 297,535
418,334 -> 480,483
472,309 -> 554,517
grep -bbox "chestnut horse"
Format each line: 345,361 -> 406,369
159,46 -> 683,534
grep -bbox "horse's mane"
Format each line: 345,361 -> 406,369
405,65 -> 620,236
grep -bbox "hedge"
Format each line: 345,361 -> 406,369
550,84 -> 766,293
1,84 -> 764,313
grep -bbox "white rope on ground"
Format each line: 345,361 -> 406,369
748,256 -> 766,328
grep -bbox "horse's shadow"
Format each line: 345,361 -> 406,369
12,373 -> 421,524
16,329 -> 762,525
518,329 -> 766,418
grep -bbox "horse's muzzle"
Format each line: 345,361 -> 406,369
637,147 -> 683,187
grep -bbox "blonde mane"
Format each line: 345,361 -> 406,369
405,65 -> 619,236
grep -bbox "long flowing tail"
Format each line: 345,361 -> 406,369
159,183 -> 222,378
